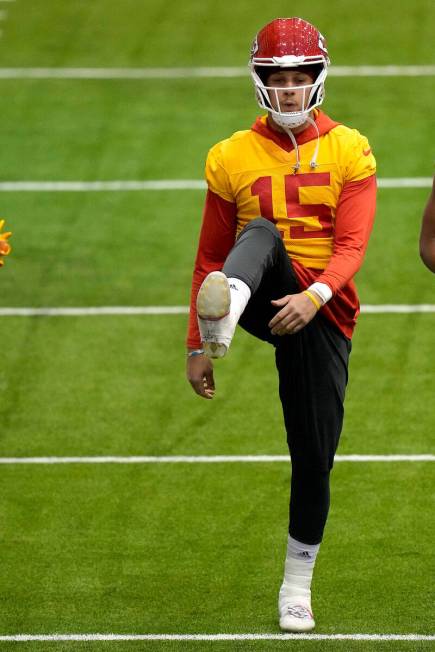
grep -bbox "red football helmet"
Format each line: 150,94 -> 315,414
249,18 -> 330,129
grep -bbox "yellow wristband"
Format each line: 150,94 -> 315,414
303,290 -> 321,311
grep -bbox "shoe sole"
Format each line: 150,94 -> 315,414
197,272 -> 231,358
197,271 -> 230,320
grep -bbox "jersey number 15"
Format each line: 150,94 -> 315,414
251,172 -> 333,239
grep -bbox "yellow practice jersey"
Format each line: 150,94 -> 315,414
205,112 -> 376,270
187,111 -> 377,347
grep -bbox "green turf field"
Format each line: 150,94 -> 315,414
0,1 -> 434,650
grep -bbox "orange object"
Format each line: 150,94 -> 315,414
0,219 -> 12,265
0,240 -> 11,254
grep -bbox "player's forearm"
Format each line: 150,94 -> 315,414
419,189 -> 435,273
316,246 -> 367,294
420,241 -> 435,273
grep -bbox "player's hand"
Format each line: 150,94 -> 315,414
269,291 -> 319,335
0,219 -> 12,267
186,353 -> 216,399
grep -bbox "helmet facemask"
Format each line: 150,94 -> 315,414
251,61 -> 328,129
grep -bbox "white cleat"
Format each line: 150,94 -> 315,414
279,600 -> 315,633
197,271 -> 232,359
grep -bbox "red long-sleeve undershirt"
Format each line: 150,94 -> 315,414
187,174 -> 377,348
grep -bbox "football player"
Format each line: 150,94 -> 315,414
419,176 -> 435,273
0,219 -> 12,267
186,18 -> 376,632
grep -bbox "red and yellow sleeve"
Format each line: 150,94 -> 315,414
315,132 -> 377,293
344,133 -> 376,183
315,173 -> 377,293
205,143 -> 234,202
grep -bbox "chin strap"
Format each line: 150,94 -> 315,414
283,114 -> 321,174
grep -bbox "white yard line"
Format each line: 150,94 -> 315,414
378,178 -> 432,188
361,305 -> 435,313
0,180 -> 206,192
0,455 -> 433,465
0,633 -> 433,642
0,305 -> 434,317
0,306 -> 190,316
0,65 -> 434,79
0,178 -> 431,191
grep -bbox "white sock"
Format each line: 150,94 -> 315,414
227,277 -> 251,320
279,535 -> 320,609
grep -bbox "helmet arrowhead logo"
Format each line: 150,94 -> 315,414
318,33 -> 328,54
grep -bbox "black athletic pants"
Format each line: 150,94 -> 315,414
222,218 -> 351,545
